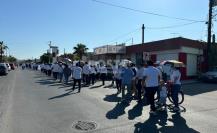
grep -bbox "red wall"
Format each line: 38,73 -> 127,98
179,53 -> 187,80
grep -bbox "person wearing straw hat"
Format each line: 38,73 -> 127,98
170,66 -> 182,112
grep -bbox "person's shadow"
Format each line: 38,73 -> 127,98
106,102 -> 130,119
103,93 -> 121,103
159,113 -> 200,133
128,102 -> 144,120
48,90 -> 77,100
134,111 -> 168,133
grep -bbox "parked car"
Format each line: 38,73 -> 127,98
9,63 -> 16,70
0,63 -> 8,75
6,63 -> 11,71
201,66 -> 217,82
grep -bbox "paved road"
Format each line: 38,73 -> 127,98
0,69 -> 217,133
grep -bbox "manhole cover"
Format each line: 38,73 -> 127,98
72,121 -> 97,131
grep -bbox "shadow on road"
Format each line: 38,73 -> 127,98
104,93 -> 121,102
48,90 -> 78,100
89,84 -> 104,89
134,113 -> 199,133
106,102 -> 130,119
183,83 -> 217,96
128,102 -> 144,120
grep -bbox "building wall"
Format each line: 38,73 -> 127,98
156,53 -> 179,61
187,54 -> 198,76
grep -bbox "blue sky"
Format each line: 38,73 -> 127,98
0,0 -> 214,59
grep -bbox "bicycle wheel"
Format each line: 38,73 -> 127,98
168,90 -> 184,104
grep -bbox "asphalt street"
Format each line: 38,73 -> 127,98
0,69 -> 217,133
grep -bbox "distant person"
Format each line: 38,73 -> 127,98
158,82 -> 167,111
143,60 -> 161,115
111,63 -> 117,86
83,62 -> 91,86
170,66 -> 181,112
99,64 -> 107,85
90,65 -> 97,85
135,63 -> 145,103
131,63 -> 138,99
121,63 -> 134,102
51,62 -> 59,80
72,63 -> 82,93
58,63 -> 64,82
63,64 -> 71,84
114,65 -> 123,94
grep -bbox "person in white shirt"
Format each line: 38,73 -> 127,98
58,63 -> 64,82
82,62 -> 91,85
111,64 -> 118,86
51,63 -> 60,80
170,66 -> 181,111
135,63 -> 145,102
72,63 -> 82,93
100,64 -> 107,85
90,65 -> 97,85
143,60 -> 161,115
157,82 -> 167,111
46,64 -> 52,76
114,65 -> 123,93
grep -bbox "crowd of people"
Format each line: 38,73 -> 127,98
23,60 -> 182,115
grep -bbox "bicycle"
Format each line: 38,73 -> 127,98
155,82 -> 184,105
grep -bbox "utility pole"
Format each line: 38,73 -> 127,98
207,0 -> 213,69
142,24 -> 145,44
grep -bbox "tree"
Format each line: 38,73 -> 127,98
73,43 -> 88,60
7,55 -> 17,62
40,53 -> 52,64
0,41 -> 8,62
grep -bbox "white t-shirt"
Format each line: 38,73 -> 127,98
114,68 -> 122,79
112,66 -> 118,74
72,66 -> 82,79
51,64 -> 60,72
143,66 -> 160,87
83,64 -> 91,75
100,66 -> 107,74
90,67 -> 96,74
58,65 -> 63,73
170,69 -> 181,85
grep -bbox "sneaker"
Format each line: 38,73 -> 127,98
149,111 -> 157,116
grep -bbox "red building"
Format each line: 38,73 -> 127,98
126,37 -> 207,79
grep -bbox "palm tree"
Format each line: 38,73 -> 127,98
73,43 -> 88,60
0,41 -> 8,62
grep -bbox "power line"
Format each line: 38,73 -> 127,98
146,21 -> 203,30
105,28 -> 140,44
92,0 -> 205,22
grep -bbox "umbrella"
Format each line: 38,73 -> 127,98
63,58 -> 72,63
160,60 -> 185,67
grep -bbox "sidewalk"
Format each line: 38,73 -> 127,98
181,79 -> 199,85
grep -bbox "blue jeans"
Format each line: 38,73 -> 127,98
171,84 -> 181,108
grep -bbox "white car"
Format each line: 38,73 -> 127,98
6,63 -> 11,71
201,66 -> 217,83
